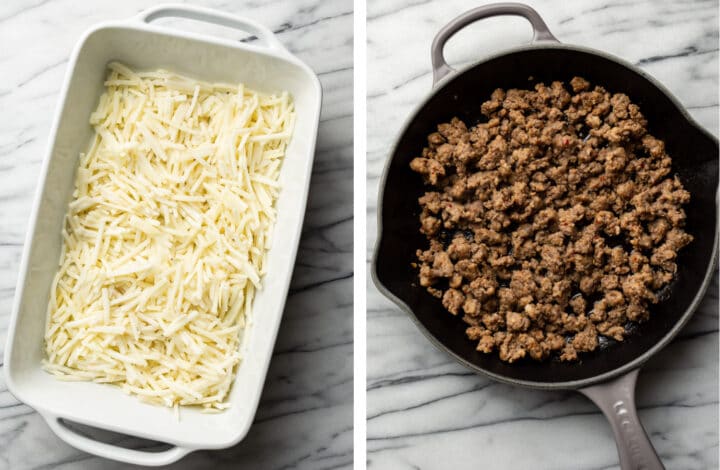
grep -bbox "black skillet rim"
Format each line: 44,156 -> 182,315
371,41 -> 720,391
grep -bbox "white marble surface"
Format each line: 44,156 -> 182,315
0,0 -> 352,469
367,1 -> 718,469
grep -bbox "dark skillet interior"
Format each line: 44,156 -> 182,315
374,47 -> 718,385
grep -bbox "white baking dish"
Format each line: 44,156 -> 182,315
4,4 -> 321,466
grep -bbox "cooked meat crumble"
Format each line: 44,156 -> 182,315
410,77 -> 692,363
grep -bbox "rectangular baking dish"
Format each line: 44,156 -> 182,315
4,4 -> 321,466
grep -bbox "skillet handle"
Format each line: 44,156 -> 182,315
579,369 -> 664,470
431,2 -> 558,86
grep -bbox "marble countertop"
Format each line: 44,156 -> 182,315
0,0 -> 352,469
367,1 -> 718,469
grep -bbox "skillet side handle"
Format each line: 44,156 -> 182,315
431,2 -> 558,86
579,369 -> 664,470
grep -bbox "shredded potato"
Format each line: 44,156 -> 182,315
43,62 -> 295,410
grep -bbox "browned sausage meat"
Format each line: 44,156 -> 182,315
410,77 -> 692,363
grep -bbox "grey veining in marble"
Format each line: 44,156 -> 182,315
367,1 -> 718,469
0,0 -> 352,469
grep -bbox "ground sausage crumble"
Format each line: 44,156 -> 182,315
410,77 -> 692,363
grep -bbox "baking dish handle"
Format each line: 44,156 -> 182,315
42,413 -> 192,466
579,369 -> 665,470
133,3 -> 291,56
431,2 -> 558,85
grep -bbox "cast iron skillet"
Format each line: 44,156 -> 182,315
372,3 -> 719,469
